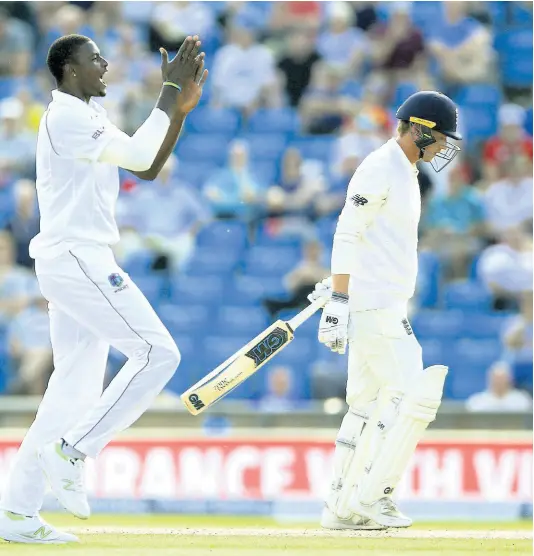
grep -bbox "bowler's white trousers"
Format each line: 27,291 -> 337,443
0,244 -> 180,516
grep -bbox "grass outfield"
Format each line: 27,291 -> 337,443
0,514 -> 531,555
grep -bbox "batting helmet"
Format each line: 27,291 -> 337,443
396,91 -> 462,172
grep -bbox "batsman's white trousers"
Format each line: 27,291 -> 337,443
0,244 -> 180,516
346,303 -> 423,409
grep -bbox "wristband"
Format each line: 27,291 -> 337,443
163,81 -> 182,92
332,291 -> 349,303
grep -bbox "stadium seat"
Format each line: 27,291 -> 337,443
196,220 -> 248,251
411,310 -> 465,340
252,160 -> 278,186
416,251 -> 441,308
459,106 -> 498,142
132,275 -> 165,306
178,161 -> 221,189
455,85 -> 502,107
244,245 -> 301,276
247,108 -> 301,135
393,82 -> 419,107
122,251 -> 154,277
171,275 -> 226,304
185,247 -> 241,274
217,306 -> 268,335
186,107 -> 241,134
502,53 -> 533,88
525,107 -> 533,137
340,80 -> 363,99
420,340 -> 446,368
242,133 -> 288,162
290,137 -> 336,164
175,134 -> 231,165
159,303 -> 211,336
447,364 -> 488,400
450,339 -> 502,373
442,281 -> 492,312
460,313 -> 508,340
232,275 -> 287,304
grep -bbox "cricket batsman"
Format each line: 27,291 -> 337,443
310,91 -> 462,529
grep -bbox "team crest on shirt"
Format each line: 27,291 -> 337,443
108,273 -> 128,293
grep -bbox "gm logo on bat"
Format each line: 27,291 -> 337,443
245,327 -> 289,366
188,393 -> 205,410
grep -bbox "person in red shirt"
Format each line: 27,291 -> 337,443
483,103 -> 533,183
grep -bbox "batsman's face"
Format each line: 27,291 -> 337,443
421,130 -> 448,161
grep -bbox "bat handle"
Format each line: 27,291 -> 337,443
288,297 -> 327,330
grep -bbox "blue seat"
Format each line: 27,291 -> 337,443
290,138 -> 335,163
340,80 -> 362,99
525,107 -> 533,137
502,52 -> 533,87
247,108 -> 301,135
122,251 -> 154,277
186,107 -> 241,134
460,313 -> 507,340
448,365 -> 488,400
178,162 -> 220,189
171,275 -> 226,304
460,106 -> 498,142
159,303 -> 211,335
242,133 -> 288,161
393,82 -> 419,107
455,85 -> 502,106
244,245 -> 301,276
447,339 -> 502,374
196,220 -> 248,251
252,160 -> 278,186
264,336 -> 316,369
176,134 -> 231,165
202,335 -> 252,371
416,251 -> 441,308
494,28 -> 533,53
411,310 -> 464,340
442,281 -> 492,312
217,306 -> 268,334
133,275 -> 164,305
233,276 -> 287,303
420,340 -> 445,367
185,248 -> 241,274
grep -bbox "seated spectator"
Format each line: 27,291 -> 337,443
269,1 -> 322,36
7,293 -> 52,396
369,3 -> 426,86
428,2 -> 493,89
148,1 -> 216,53
0,97 -> 36,181
115,155 -> 211,274
0,230 -> 33,327
477,226 -> 533,311
420,165 -> 487,280
502,290 -> 533,393
466,361 -> 532,413
277,31 -> 322,107
263,240 -> 329,318
5,179 -> 39,269
0,7 -> 32,76
266,148 -> 327,219
257,365 -> 299,412
318,1 -> 369,78
203,140 -> 263,221
482,104 -> 533,184
483,155 -> 533,235
211,19 -> 279,115
300,62 -> 359,134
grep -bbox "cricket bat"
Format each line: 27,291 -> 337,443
181,297 -> 327,415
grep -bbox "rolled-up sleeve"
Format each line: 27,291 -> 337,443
331,164 -> 390,275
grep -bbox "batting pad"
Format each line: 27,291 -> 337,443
356,365 -> 448,505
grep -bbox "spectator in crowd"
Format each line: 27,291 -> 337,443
148,1 -> 216,53
428,1 -> 493,89
482,104 -> 533,184
318,1 -> 369,78
502,290 -> 533,393
277,31 -> 322,107
483,155 -> 533,235
15,88 -> 46,134
217,2 -> 268,37
466,361 -> 532,412
263,240 -> 329,318
266,148 -> 327,219
7,293 -> 52,396
348,1 -> 378,32
477,226 -> 532,311
0,7 -> 32,76
115,155 -> 211,274
258,365 -> 298,412
369,3 -> 426,89
203,140 -> 263,221
420,165 -> 487,280
0,230 -> 33,328
211,18 -> 279,115
269,2 -> 323,36
300,62 -> 359,135
5,179 -> 39,269
0,97 -> 36,181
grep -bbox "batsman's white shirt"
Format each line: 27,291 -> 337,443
331,138 -> 421,311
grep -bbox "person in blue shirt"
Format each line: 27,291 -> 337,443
421,164 -> 487,280
203,139 -> 263,221
428,2 -> 493,90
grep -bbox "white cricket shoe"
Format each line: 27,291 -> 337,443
351,497 -> 412,528
320,506 -> 387,530
37,441 -> 90,520
0,510 -> 79,544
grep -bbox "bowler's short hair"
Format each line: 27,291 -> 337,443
46,34 -> 91,84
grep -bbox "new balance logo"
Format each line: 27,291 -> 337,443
92,127 -> 105,140
401,318 -> 413,335
188,393 -> 205,410
62,479 -> 77,491
21,527 -> 52,540
377,421 -> 385,430
351,194 -> 368,207
325,316 -> 339,325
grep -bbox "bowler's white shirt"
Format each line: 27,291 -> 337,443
29,90 -> 121,259
332,138 -> 421,311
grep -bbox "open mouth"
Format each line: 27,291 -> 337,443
99,77 -> 107,86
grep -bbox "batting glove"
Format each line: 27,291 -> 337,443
318,292 -> 349,355
307,276 -> 333,304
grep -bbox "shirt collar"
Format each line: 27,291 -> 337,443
51,90 -> 105,114
388,138 -> 419,176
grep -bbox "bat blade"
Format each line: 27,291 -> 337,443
181,320 -> 294,415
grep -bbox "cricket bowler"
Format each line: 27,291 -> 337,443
0,34 -> 207,544
310,91 -> 462,530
